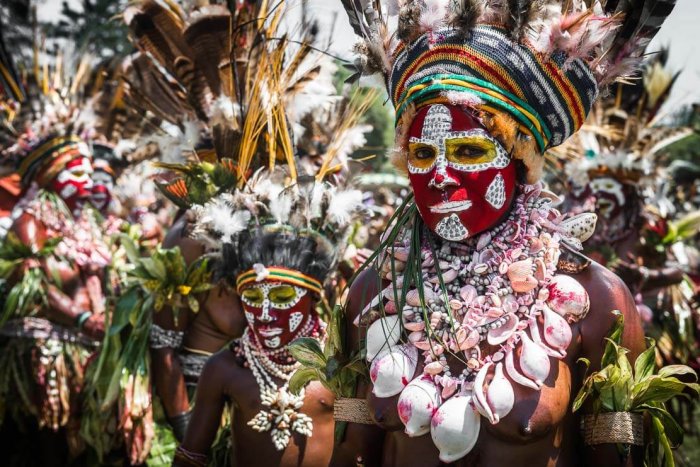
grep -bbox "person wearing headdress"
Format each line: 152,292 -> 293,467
0,34 -> 111,463
328,1 -> 678,465
561,49 -> 699,369
120,1 -> 371,451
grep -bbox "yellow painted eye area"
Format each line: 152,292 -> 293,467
445,137 -> 497,166
242,287 -> 264,306
408,143 -> 437,170
268,285 -> 297,305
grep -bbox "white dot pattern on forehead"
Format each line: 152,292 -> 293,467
407,104 -> 510,175
485,173 -> 507,209
435,213 -> 470,241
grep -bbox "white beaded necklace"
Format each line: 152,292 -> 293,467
242,316 -> 321,450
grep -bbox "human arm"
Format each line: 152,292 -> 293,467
173,350 -> 231,467
576,263 -> 646,466
149,215 -> 202,438
330,268 -> 387,466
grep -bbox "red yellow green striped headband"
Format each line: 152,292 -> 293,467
236,266 -> 323,295
18,135 -> 90,187
395,74 -> 552,153
389,26 -> 598,150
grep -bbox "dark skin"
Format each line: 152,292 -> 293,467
10,211 -> 104,340
151,214 -> 246,420
175,325 -> 337,466
331,259 -> 645,467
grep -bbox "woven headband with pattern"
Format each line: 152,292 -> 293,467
17,135 -> 91,187
236,266 -> 323,295
390,26 -> 598,152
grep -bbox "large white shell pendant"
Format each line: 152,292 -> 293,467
430,392 -> 481,463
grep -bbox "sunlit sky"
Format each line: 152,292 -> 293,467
40,0 -> 700,112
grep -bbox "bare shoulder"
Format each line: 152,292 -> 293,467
199,346 -> 245,396
346,268 -> 382,350
162,213 -> 204,265
11,211 -> 47,247
569,261 -> 645,368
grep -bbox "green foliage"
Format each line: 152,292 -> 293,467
662,211 -> 700,245
126,239 -> 213,312
287,304 -> 366,441
573,312 -> 700,466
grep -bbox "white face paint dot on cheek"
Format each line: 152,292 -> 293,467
60,184 -> 78,199
485,173 -> 507,209
289,312 -> 304,333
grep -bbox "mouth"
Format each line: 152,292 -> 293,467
257,327 -> 284,337
430,200 -> 472,214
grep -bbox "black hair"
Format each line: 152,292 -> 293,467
218,226 -> 333,287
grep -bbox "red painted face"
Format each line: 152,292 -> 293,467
91,160 -> 115,214
50,156 -> 94,216
407,104 -> 516,241
240,281 -> 314,349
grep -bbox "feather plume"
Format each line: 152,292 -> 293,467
508,0 -> 532,39
419,0 -> 450,33
448,0 -> 482,32
326,189 -> 363,228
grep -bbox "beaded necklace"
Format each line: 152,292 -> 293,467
366,184 -> 596,459
241,315 -> 325,450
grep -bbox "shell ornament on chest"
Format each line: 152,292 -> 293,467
362,184 -> 596,462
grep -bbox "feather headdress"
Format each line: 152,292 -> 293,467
341,0 -> 677,182
562,47 -> 691,188
124,0 -> 368,292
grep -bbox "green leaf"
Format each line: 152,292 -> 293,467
325,357 -> 341,381
288,367 -> 319,395
288,337 -> 326,369
110,287 -> 142,336
634,339 -> 657,384
657,364 -> 698,381
187,294 -> 200,313
118,233 -> 141,265
632,376 -> 691,407
640,404 -> 684,447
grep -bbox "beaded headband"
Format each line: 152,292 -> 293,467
236,266 -> 323,295
390,26 -> 597,152
17,135 -> 91,188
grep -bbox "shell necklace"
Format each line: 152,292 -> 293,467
364,184 -> 597,462
242,316 -> 321,450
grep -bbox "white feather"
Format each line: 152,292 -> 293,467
327,189 -> 363,227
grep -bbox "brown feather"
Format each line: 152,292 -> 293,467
183,6 -> 231,95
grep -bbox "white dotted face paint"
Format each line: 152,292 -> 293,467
406,104 -> 518,241
240,281 -> 313,349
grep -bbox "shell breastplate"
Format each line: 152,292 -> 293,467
363,184 -> 596,462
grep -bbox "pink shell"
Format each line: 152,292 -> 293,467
424,361 -> 445,375
460,285 -> 478,304
430,394 -> 480,463
486,362 -> 514,424
393,247 -> 410,262
404,321 -> 426,332
542,306 -> 572,355
518,331 -> 550,387
398,376 -> 442,437
507,259 -> 534,283
456,328 -> 480,350
546,275 -> 590,323
487,314 -> 518,345
511,276 -> 538,293
370,344 -> 418,398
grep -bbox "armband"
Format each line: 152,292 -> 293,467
168,410 -> 192,442
333,397 -> 374,425
149,323 -> 184,349
582,412 -> 643,446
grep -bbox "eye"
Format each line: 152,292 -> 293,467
414,147 -> 435,160
268,285 -> 297,305
242,287 -> 264,306
454,145 -> 487,159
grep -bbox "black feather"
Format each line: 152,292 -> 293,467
448,0 -> 482,32
508,0 -> 532,39
340,0 -> 369,38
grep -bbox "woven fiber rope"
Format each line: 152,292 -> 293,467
582,412 -> 644,446
333,398 -> 374,425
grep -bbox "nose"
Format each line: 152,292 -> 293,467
258,299 -> 274,322
430,169 -> 458,190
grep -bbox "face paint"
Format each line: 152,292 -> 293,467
588,176 -> 626,219
91,164 -> 115,213
407,104 -> 516,241
239,281 -> 313,349
50,156 -> 94,216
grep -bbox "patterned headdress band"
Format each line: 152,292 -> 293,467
390,26 -> 597,152
17,135 -> 91,187
236,266 -> 323,295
